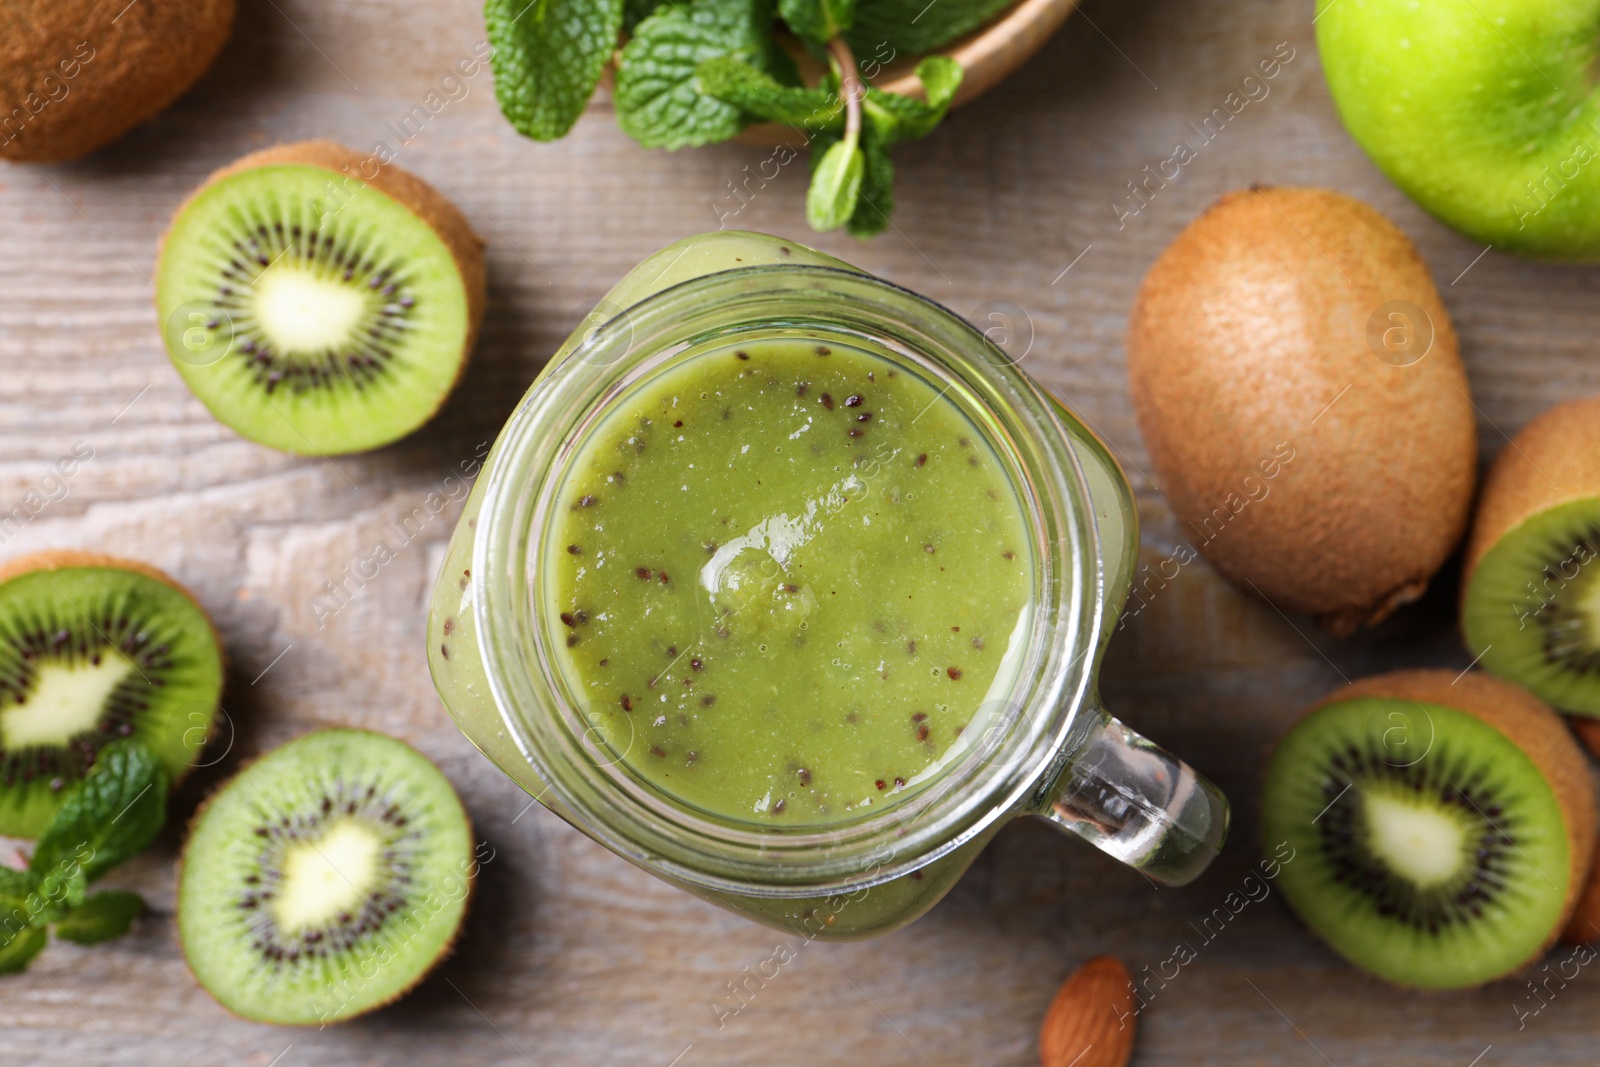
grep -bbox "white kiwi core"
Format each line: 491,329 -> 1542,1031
272,819 -> 383,935
252,264 -> 367,354
1362,790 -> 1468,888
0,654 -> 133,749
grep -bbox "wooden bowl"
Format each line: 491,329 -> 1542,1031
743,0 -> 1081,147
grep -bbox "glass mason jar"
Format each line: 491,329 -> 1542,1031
426,232 -> 1228,941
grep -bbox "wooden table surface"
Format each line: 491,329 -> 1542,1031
5,0 -> 1598,1063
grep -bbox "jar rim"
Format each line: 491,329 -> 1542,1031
474,263 -> 1105,895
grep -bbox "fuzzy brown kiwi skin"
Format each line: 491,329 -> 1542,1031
176,728 -> 477,1027
1561,714 -> 1600,944
1571,718 -> 1600,763
0,0 -> 233,163
1307,669 -> 1597,970
1561,834 -> 1600,945
157,140 -> 488,421
1128,187 -> 1477,637
1462,396 -> 1600,606
0,548 -> 228,775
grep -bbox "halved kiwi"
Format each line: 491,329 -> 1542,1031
156,141 -> 486,455
1261,670 -> 1595,989
1463,397 -> 1600,716
178,729 -> 474,1025
0,550 -> 223,837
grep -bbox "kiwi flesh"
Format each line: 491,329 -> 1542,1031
0,0 -> 233,163
1463,397 -> 1600,716
178,728 -> 474,1025
0,550 -> 223,837
1261,670 -> 1595,989
156,141 -> 487,456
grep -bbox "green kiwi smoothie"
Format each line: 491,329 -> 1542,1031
427,231 -> 1150,938
546,338 -> 1033,824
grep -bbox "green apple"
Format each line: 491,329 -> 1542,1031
1317,0 -> 1600,259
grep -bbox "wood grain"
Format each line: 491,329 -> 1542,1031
1,0 -> 1597,1063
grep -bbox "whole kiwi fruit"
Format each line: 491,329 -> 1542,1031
1127,187 -> 1477,635
0,0 -> 234,163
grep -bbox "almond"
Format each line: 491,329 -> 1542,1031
1039,956 -> 1136,1067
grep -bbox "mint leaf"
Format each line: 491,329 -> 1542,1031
0,867 -> 33,898
807,137 -> 866,230
845,117 -> 895,236
32,741 -> 167,886
55,891 -> 143,946
914,53 -> 962,105
862,56 -> 961,142
0,747 -> 167,976
0,867 -> 40,947
487,0 -> 626,141
615,0 -> 784,148
779,0 -> 857,42
0,875 -> 39,971
812,118 -> 895,237
697,57 -> 844,130
0,923 -> 45,975
625,0 -> 663,30
32,863 -> 84,924
847,0 -> 1016,56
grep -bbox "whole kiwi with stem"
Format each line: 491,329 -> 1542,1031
156,141 -> 487,455
1462,396 -> 1600,718
1261,669 -> 1595,988
0,0 -> 234,163
1128,187 -> 1477,635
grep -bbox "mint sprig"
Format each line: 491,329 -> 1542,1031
0,740 -> 167,975
484,0 -> 996,235
780,54 -> 957,233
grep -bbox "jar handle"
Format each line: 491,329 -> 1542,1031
1037,707 -> 1229,887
